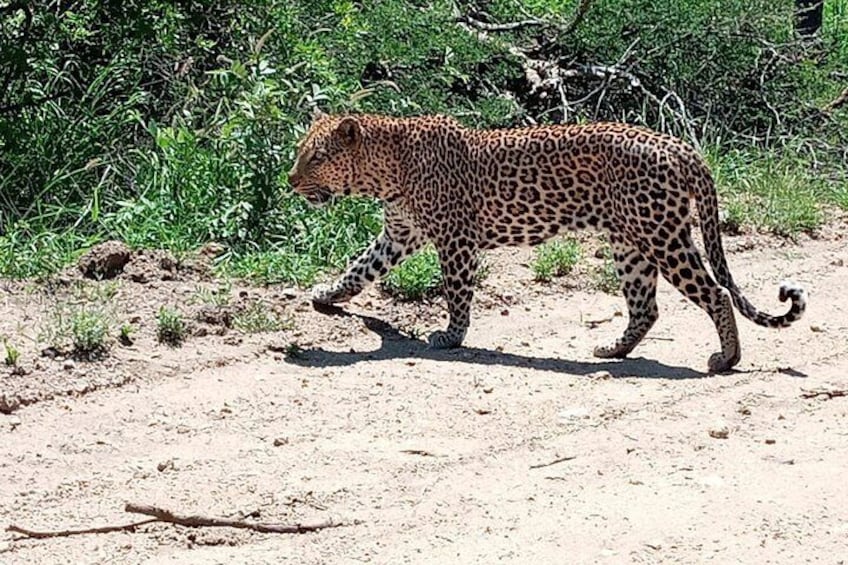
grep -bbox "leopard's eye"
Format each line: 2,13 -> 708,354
310,149 -> 328,165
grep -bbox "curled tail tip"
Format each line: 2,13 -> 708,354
778,280 -> 807,322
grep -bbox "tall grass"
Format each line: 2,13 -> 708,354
0,0 -> 846,285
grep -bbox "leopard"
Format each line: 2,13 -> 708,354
287,109 -> 806,372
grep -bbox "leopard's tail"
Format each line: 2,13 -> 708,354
692,160 -> 806,328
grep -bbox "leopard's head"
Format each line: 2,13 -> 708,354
288,110 -> 391,207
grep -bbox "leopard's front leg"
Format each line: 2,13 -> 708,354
427,241 -> 479,349
312,206 -> 425,305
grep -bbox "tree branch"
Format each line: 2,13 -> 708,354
6,501 -> 351,541
823,86 -> 848,112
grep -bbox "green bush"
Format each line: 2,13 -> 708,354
0,0 -> 846,284
532,238 -> 582,282
382,247 -> 443,301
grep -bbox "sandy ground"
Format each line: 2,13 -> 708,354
1,230 -> 847,564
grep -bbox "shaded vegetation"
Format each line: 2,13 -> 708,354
1,0 -> 846,285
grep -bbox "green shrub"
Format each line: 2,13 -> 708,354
157,307 -> 186,346
383,247 -> 443,301
0,0 -> 845,283
532,238 -> 582,282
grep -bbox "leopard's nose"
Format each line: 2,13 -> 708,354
288,169 -> 302,186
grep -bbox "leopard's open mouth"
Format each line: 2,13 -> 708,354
295,185 -> 334,207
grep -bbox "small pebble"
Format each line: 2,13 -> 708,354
708,426 -> 729,439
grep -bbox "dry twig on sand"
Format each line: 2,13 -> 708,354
530,455 -> 577,469
6,502 -> 348,540
800,388 -> 847,400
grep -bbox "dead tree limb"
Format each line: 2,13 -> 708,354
824,86 -> 848,112
559,0 -> 594,37
800,388 -> 848,400
6,502 -> 349,541
460,18 -> 547,33
6,519 -> 158,539
123,503 -> 344,534
456,11 -> 702,148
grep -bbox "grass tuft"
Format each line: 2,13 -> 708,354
233,301 -> 290,334
593,246 -> 621,295
532,238 -> 582,282
157,307 -> 187,346
3,338 -> 20,367
382,247 -> 442,301
71,308 -> 111,357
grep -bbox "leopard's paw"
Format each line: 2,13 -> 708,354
311,284 -> 349,305
427,330 -> 464,350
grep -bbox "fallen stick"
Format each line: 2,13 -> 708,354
800,388 -> 847,400
530,455 -> 576,470
6,502 -> 348,540
6,519 -> 158,539
823,86 -> 848,112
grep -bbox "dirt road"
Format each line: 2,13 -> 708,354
1,235 -> 847,564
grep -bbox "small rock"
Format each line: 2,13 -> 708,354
129,272 -> 149,284
41,347 -> 60,359
157,459 -> 175,472
273,437 -> 289,447
831,258 -> 844,267
475,408 -> 492,415
0,541 -> 10,553
0,395 -> 21,414
159,254 -> 178,272
589,370 -> 612,380
764,438 -> 776,445
281,287 -> 298,299
810,325 -> 824,333
500,309 -> 509,316
708,426 -> 729,439
7,415 -> 22,430
63,359 -> 76,371
483,386 -> 494,394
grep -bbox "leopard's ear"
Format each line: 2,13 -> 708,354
310,106 -> 327,122
336,117 -> 362,149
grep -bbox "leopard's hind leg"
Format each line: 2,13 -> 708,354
652,227 -> 741,373
593,233 -> 659,359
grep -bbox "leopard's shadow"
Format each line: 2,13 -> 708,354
285,304 -> 712,380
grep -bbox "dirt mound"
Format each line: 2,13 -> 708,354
77,240 -> 131,279
76,241 -> 226,284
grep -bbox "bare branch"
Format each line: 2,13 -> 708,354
823,86 -> 848,113
530,455 -> 576,469
123,503 -> 346,534
459,17 -> 547,33
6,502 -> 351,541
559,0 -> 595,37
6,519 -> 159,539
801,388 -> 847,400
